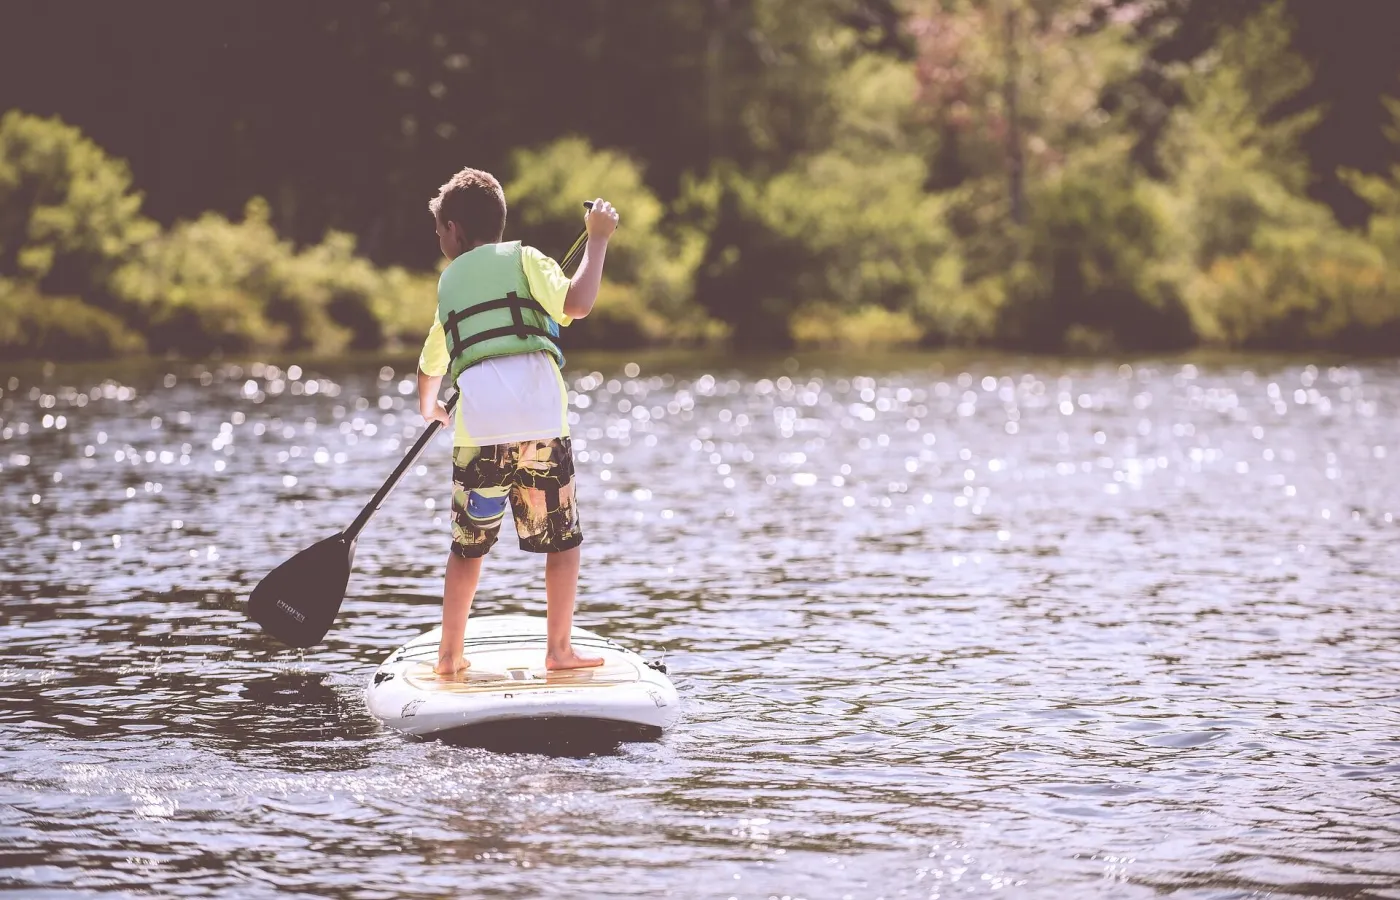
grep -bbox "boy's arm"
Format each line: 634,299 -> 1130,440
562,198 -> 619,320
418,319 -> 451,426
418,371 -> 449,426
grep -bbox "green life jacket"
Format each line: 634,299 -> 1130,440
437,241 -> 564,384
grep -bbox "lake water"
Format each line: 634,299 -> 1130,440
2,351 -> 1398,899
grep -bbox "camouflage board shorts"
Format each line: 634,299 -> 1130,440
450,437 -> 583,558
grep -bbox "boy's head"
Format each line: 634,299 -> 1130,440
429,167 -> 506,259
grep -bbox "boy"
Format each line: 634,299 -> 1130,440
416,167 -> 618,674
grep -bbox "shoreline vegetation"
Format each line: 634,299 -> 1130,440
3,3 -> 1399,364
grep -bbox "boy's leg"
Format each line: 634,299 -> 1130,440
507,438 -> 600,671
436,551 -> 483,674
544,545 -> 602,670
437,444 -> 509,675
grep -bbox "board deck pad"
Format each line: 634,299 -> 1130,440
402,659 -> 643,694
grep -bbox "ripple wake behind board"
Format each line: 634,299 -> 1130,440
366,615 -> 680,745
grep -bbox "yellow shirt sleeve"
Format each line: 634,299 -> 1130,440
521,244 -> 573,327
418,318 -> 449,376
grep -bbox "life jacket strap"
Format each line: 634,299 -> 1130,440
444,292 -> 561,360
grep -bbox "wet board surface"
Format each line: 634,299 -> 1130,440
400,658 -> 646,694
365,615 -> 680,741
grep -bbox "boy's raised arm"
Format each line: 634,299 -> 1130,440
562,198 -> 619,320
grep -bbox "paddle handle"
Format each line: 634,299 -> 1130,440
342,210 -> 594,543
343,387 -> 460,543
560,200 -> 597,273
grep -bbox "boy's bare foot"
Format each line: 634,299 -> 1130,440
434,656 -> 470,675
546,648 -> 604,671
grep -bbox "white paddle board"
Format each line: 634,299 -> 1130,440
365,615 -> 679,741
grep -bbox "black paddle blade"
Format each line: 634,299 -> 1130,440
247,533 -> 356,648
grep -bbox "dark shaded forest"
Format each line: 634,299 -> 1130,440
2,0 -> 1398,360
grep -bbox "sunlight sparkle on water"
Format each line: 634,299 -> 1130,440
0,356 -> 1396,897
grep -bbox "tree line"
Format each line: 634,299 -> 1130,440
2,0 -> 1398,360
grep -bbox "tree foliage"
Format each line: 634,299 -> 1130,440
0,0 -> 1397,360
0,111 -> 156,305
1151,3 -> 1400,348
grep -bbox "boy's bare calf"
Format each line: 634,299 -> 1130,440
435,552 -> 481,674
544,546 -> 603,670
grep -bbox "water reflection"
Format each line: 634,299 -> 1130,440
1,353 -> 1398,897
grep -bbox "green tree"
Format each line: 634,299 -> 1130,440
907,0 -> 1190,351
1343,98 -> 1400,274
695,32 -> 976,349
1332,96 -> 1400,350
506,137 -> 721,347
1152,2 -> 1396,349
116,198 -> 438,357
0,111 -> 157,306
0,279 -> 145,360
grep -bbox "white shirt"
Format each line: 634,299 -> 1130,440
452,350 -> 570,446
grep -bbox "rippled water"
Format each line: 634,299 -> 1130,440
2,352 -> 1398,899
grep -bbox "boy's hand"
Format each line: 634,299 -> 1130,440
423,401 -> 451,428
585,198 -> 619,240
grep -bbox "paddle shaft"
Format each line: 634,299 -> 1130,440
342,208 -> 595,543
343,391 -> 457,542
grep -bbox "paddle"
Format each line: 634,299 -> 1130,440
247,204 -> 597,647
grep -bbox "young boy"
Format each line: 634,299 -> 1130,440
416,167 -> 618,674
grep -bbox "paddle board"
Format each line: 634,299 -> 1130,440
365,615 -> 679,742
